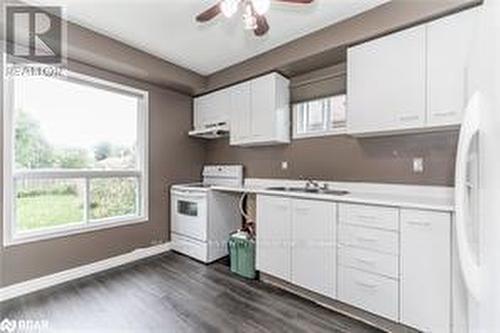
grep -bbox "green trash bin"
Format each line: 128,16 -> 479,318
229,231 -> 256,279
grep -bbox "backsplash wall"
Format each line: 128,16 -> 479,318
205,130 -> 458,186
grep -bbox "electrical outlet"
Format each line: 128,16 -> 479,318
281,161 -> 288,170
413,157 -> 424,173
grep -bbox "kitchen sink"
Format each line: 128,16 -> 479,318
266,186 -> 349,196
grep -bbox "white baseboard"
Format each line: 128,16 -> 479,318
0,242 -> 172,303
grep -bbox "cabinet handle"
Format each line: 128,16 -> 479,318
399,115 -> 419,122
356,214 -> 375,220
434,111 -> 456,117
356,236 -> 378,243
407,221 -> 431,227
355,280 -> 378,289
355,257 -> 376,266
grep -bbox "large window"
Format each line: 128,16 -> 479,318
293,94 -> 347,139
3,71 -> 149,245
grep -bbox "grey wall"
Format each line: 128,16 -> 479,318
205,132 -> 458,187
0,63 -> 206,287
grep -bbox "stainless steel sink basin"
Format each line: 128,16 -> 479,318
266,186 -> 349,196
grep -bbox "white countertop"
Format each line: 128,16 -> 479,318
211,179 -> 455,212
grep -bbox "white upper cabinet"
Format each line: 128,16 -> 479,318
256,195 -> 292,282
427,8 -> 479,127
193,89 -> 230,130
229,81 -> 252,145
230,73 -> 290,146
194,72 -> 290,145
256,195 -> 337,298
347,8 -> 478,136
347,25 -> 427,135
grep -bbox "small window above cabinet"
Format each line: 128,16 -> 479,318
293,95 -> 347,139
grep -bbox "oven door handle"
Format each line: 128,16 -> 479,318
171,189 -> 207,199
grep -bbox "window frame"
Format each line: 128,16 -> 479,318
3,69 -> 149,246
292,94 -> 347,140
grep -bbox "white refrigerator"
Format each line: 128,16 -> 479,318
455,1 -> 500,332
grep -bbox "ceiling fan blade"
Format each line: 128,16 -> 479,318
196,3 -> 222,22
254,15 -> 269,36
274,0 -> 314,3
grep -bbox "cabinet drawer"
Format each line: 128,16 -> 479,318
338,224 -> 398,255
339,246 -> 398,279
339,203 -> 399,231
338,267 -> 399,321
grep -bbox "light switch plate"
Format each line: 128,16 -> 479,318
281,161 -> 288,170
413,157 -> 424,173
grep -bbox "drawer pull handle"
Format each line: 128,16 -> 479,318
355,280 -> 378,289
357,236 -> 378,243
434,111 -> 456,117
355,258 -> 376,266
399,115 -> 419,122
407,221 -> 431,227
357,215 -> 375,220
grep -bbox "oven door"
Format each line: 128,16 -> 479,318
171,189 -> 208,241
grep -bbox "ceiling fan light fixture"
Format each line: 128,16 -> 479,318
220,0 -> 239,18
243,3 -> 258,30
251,0 -> 271,15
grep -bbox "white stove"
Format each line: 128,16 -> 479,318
170,165 -> 243,263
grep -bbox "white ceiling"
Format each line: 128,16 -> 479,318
30,0 -> 389,75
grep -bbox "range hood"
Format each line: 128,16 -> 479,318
188,122 -> 229,139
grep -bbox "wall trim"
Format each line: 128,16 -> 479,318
0,242 -> 172,303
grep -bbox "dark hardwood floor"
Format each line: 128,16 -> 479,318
1,252 -> 382,333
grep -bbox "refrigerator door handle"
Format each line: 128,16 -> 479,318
455,91 -> 482,301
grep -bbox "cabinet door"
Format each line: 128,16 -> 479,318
291,199 -> 336,298
251,74 -> 276,140
193,90 -> 230,129
347,25 -> 426,134
229,82 -> 252,145
427,8 -> 479,127
401,209 -> 451,333
209,89 -> 231,125
256,195 -> 292,282
193,94 -> 211,129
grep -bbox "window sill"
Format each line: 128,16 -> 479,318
293,128 -> 348,140
3,216 -> 149,247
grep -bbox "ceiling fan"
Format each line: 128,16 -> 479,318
196,0 -> 314,37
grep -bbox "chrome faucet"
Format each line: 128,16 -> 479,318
300,176 -> 329,191
302,177 -> 320,190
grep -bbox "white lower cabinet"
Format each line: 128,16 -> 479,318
256,195 -> 336,298
338,203 -> 400,322
257,197 -> 453,332
400,209 -> 451,333
291,199 -> 336,298
256,195 -> 292,281
338,266 -> 399,321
